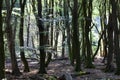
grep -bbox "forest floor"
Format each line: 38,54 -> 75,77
5,57 -> 120,80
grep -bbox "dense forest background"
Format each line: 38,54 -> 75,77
0,0 -> 120,80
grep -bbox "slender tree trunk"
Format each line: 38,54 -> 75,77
0,0 -> 5,79
62,29 -> 65,57
98,0 -> 108,63
83,0 -> 94,68
81,19 -> 86,62
19,0 -> 30,72
62,0 -> 70,58
53,1 -> 62,58
37,0 -> 47,74
32,0 -> 47,74
50,0 -> 54,47
105,14 -> 114,72
26,15 -> 30,46
72,0 -> 81,71
5,0 -> 21,75
54,25 -> 59,58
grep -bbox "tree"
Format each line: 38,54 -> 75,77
111,0 -> 120,75
5,0 -> 21,75
71,0 -> 81,71
64,0 -> 71,60
0,0 -> 5,79
19,0 -> 30,72
98,0 -> 108,63
37,0 -> 47,74
82,0 -> 94,68
105,14 -> 114,72
50,0 -> 54,47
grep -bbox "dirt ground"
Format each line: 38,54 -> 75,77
5,57 -> 120,80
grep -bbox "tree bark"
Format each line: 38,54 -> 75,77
83,0 -> 94,68
37,0 -> 47,74
5,0 -> 21,75
19,0 -> 30,72
50,0 -> 54,47
0,0 -> 5,79
111,0 -> 120,75
72,0 -> 81,71
26,15 -> 30,46
105,14 -> 114,72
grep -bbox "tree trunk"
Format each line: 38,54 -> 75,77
62,29 -> 65,57
72,0 -> 81,71
19,0 -> 30,72
105,14 -> 114,72
62,0 -> 70,58
83,0 -> 94,68
5,0 -> 21,75
64,0 -> 72,63
111,0 -> 120,75
81,18 -> 86,62
0,0 -> 5,79
50,0 -> 54,47
37,0 -> 47,74
54,24 -> 59,58
26,15 -> 30,46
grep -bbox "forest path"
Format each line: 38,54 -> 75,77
47,57 -> 120,80
5,57 -> 120,80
